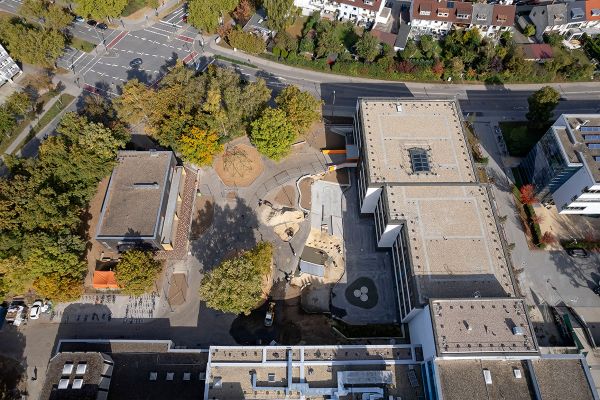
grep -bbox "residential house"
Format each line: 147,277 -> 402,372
410,0 -> 515,39
519,114 -> 600,215
294,0 -> 387,25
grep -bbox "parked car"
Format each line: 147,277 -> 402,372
129,58 -> 143,67
264,302 -> 275,327
87,19 -> 97,27
566,248 -> 589,258
182,13 -> 188,23
74,16 -> 85,23
97,22 -> 108,30
29,300 -> 43,320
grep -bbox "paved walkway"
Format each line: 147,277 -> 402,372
114,0 -> 184,32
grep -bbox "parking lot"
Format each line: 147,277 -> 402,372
57,6 -> 201,95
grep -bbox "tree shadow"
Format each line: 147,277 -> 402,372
0,319 -> 27,398
189,197 -> 260,273
125,68 -> 152,86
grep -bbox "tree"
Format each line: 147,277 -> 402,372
187,0 -> 238,33
226,29 -> 266,54
177,127 -> 223,166
524,24 -> 536,37
275,85 -> 321,135
274,31 -> 298,53
355,32 -> 380,62
74,0 -> 128,20
33,272 -> 84,302
115,250 -> 162,296
232,0 -> 253,25
250,108 -> 296,160
519,184 -> 537,205
526,86 -> 560,129
0,21 -> 65,67
264,0 -> 297,32
0,107 -> 16,139
113,79 -> 154,125
199,242 -> 272,315
316,21 -> 343,58
419,35 -> 441,60
540,231 -> 556,246
5,92 -> 32,119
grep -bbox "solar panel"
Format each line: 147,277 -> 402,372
583,135 -> 600,141
448,1 -> 455,8
409,148 -> 430,173
581,126 -> 600,132
588,143 -> 600,149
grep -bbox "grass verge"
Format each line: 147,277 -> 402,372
70,36 -> 96,53
121,0 -> 148,17
214,54 -> 257,69
499,121 -> 548,157
16,93 -> 76,152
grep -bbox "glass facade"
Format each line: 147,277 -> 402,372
391,230 -> 417,321
519,129 -> 579,200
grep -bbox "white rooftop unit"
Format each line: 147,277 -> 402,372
183,372 -> 191,381
166,372 -> 174,381
76,363 -> 87,375
483,369 -> 493,385
149,372 -> 157,381
72,378 -> 84,389
58,379 -> 70,389
62,363 -> 74,375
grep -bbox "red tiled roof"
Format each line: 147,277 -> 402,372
587,0 -> 600,21
492,4 -> 516,27
337,0 -> 383,13
521,44 -> 554,60
371,29 -> 397,46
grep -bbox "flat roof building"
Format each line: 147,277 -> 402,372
519,114 -> 600,215
95,151 -> 186,251
352,98 -> 515,322
0,44 -> 21,86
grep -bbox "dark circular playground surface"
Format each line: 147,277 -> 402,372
344,277 -> 378,309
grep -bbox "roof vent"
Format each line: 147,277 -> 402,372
268,373 -> 276,382
149,149 -> 158,156
76,363 -> 87,375
58,379 -> 70,390
513,326 -> 524,336
464,320 -> 472,331
396,104 -> 403,113
166,372 -> 174,381
133,182 -> 159,189
149,372 -> 157,381
213,377 -> 222,388
72,378 -> 84,389
183,372 -> 191,381
513,368 -> 522,379
483,369 -> 493,385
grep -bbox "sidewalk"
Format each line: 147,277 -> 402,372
3,77 -> 81,157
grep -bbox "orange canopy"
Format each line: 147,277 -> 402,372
93,271 -> 118,289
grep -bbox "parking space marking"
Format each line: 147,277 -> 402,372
164,8 -> 184,24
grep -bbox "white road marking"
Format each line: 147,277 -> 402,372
159,20 -> 183,29
146,25 -> 177,35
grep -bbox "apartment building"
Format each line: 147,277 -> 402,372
519,114 -> 600,215
409,0 -> 515,38
0,44 -> 21,86
294,0 -> 388,25
353,99 -> 516,322
529,0 -> 600,41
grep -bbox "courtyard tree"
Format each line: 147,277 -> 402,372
177,127 -> 223,166
0,21 -> 65,67
199,242 -> 273,315
526,86 -> 560,130
275,85 -> 322,136
524,24 -> 536,37
232,0 -> 253,25
115,250 -> 162,296
0,107 -> 16,139
5,92 -> 32,119
113,79 -> 154,125
519,184 -> 537,205
250,108 -> 296,160
355,32 -> 380,63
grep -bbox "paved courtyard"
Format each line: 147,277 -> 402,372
331,175 -> 398,325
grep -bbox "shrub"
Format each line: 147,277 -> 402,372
227,29 -> 266,54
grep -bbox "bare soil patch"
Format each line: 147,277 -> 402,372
214,144 -> 264,187
190,195 -> 214,239
298,176 -> 314,210
274,185 -> 296,208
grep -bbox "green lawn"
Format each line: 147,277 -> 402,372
121,0 -> 148,17
499,121 -> 548,157
286,16 -> 307,39
70,36 -> 96,53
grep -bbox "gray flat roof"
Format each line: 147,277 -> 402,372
557,115 -> 600,182
531,357 -> 595,400
96,151 -> 174,239
358,99 -> 476,185
430,298 -> 537,355
385,185 -> 515,302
